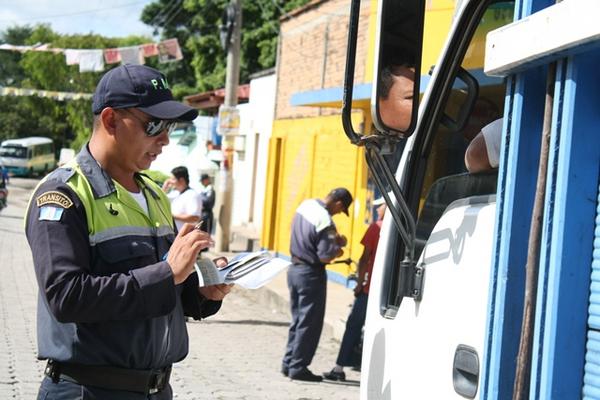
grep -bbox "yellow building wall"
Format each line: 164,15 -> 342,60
262,112 -> 368,278
261,0 -> 479,280
421,0 -> 456,72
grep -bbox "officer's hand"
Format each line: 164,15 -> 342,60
199,283 -> 233,301
167,223 -> 214,285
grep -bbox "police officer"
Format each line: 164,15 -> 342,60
281,187 -> 353,382
25,64 -> 232,399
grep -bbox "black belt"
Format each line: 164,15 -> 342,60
291,256 -> 324,269
44,360 -> 171,395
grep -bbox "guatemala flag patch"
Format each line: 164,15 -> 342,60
39,206 -> 65,221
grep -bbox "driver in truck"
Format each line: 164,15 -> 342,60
378,63 -> 416,132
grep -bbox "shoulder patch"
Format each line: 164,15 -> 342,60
36,191 -> 73,209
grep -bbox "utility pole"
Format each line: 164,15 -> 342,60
215,0 -> 241,252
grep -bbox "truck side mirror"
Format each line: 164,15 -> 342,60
440,67 -> 480,134
372,0 -> 425,138
342,0 -> 425,144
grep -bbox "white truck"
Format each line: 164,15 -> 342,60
342,0 -> 600,398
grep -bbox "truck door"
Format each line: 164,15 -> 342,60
357,1 -> 514,399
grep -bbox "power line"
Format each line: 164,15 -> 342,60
148,0 -> 182,27
160,0 -> 185,28
0,1 -> 149,23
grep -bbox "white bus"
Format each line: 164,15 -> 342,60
0,137 -> 56,177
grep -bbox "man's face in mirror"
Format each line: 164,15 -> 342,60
378,65 -> 415,132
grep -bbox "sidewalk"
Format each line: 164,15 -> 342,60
206,227 -> 356,343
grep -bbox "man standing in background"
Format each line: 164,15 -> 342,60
162,166 -> 203,232
324,198 -> 387,381
198,173 -> 215,234
282,187 -> 353,382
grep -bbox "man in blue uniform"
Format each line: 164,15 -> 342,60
281,187 -> 353,382
198,173 -> 215,234
25,64 -> 232,399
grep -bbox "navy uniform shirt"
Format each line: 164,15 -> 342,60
25,146 -> 221,369
289,198 -> 341,267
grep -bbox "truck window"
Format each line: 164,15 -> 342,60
378,0 -> 515,317
412,1 -> 514,258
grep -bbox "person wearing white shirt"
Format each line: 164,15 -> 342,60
162,166 -> 202,232
465,118 -> 503,173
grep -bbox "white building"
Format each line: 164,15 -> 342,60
150,116 -> 219,191
230,70 -> 276,236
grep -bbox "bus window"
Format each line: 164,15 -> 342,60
0,146 -> 28,159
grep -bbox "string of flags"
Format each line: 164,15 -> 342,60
0,38 -> 183,73
0,86 -> 92,101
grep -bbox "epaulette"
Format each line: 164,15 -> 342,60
45,167 -> 76,184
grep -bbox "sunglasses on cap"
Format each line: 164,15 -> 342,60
119,108 -> 177,137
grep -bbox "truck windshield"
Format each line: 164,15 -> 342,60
0,146 -> 28,158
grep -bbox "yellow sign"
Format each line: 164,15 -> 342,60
217,105 -> 240,136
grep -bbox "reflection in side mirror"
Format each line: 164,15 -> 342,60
372,0 -> 425,137
379,65 -> 416,132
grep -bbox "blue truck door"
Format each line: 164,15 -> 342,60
583,185 -> 600,399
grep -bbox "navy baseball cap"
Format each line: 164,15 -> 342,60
92,64 -> 198,121
328,187 -> 353,215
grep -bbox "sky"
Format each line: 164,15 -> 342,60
0,0 -> 157,39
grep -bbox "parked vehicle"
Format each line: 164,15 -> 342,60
0,137 -> 56,177
342,0 -> 600,399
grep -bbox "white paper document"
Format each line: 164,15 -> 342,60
194,251 -> 290,289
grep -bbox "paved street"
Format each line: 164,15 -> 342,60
0,178 -> 360,399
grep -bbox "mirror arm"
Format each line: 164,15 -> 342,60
341,0 -> 363,145
364,140 -> 416,261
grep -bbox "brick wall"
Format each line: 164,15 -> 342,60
275,0 -> 372,119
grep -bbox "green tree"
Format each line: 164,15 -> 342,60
0,24 -> 157,150
141,0 -> 310,93
0,25 -> 32,87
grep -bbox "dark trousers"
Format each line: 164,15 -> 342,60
282,263 -> 327,376
37,376 -> 173,400
336,292 -> 368,366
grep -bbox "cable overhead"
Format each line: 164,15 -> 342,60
161,1 -> 185,28
147,0 -> 170,26
148,0 -> 182,27
0,1 -> 148,23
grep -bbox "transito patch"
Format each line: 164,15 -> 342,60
36,191 -> 73,209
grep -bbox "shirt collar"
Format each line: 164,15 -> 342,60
76,144 -> 116,199
76,144 -> 162,200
